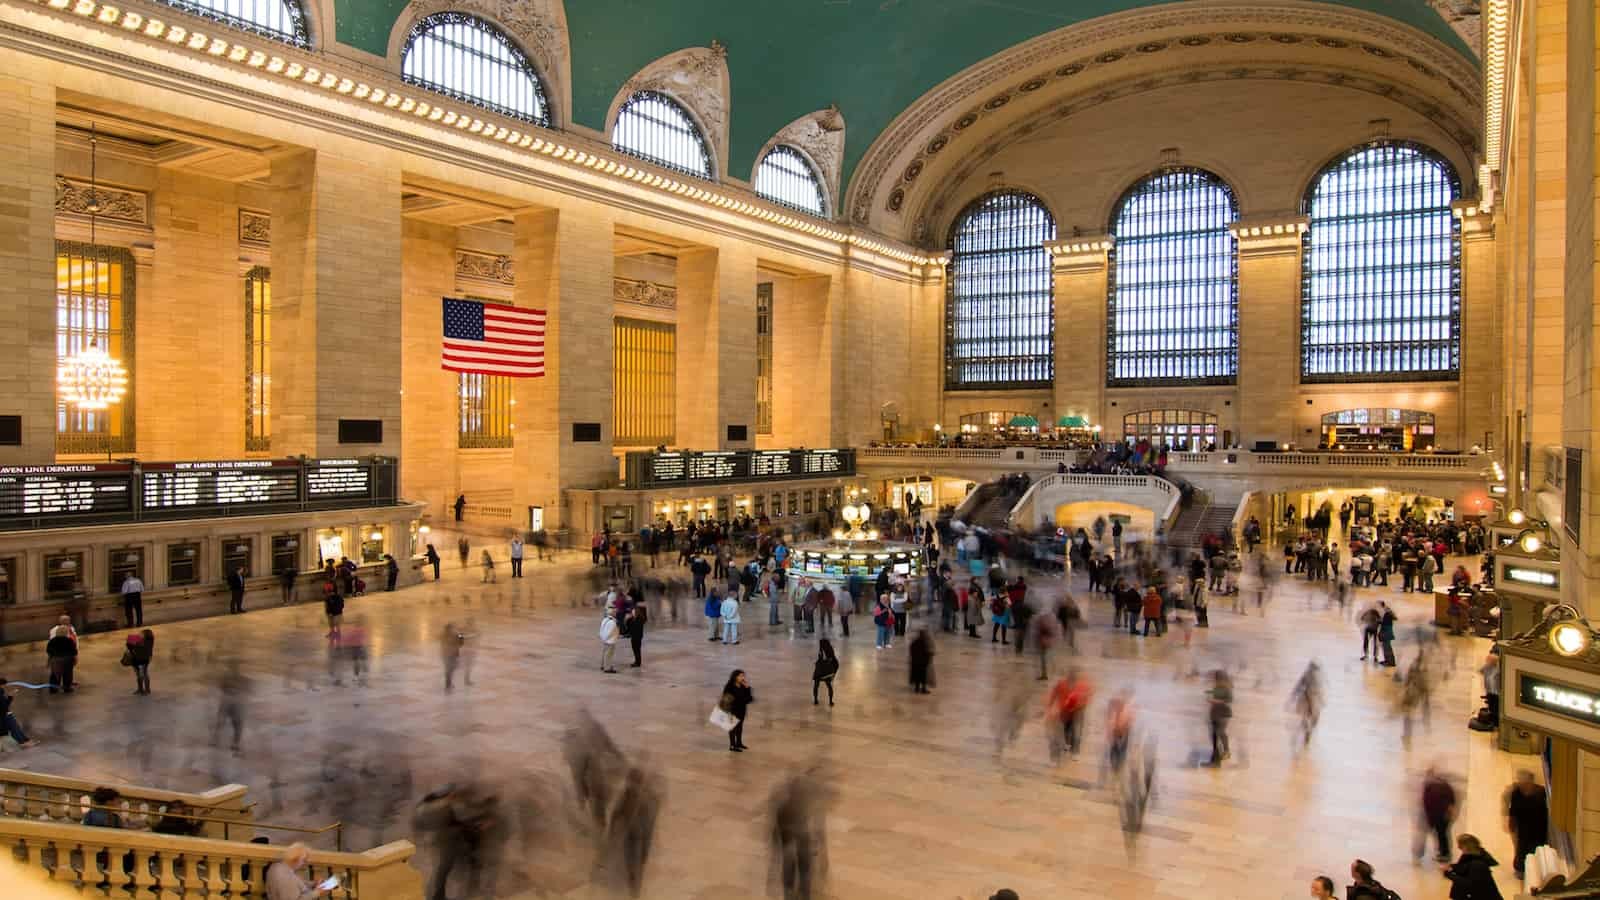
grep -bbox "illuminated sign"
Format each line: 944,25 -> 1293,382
1505,567 -> 1559,588
1520,674 -> 1600,725
628,450 -> 855,487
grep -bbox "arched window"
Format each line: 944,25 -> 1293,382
945,191 -> 1056,390
612,91 -> 713,179
1302,141 -> 1461,382
754,145 -> 826,216
156,0 -> 308,46
402,13 -> 550,126
1108,168 -> 1238,386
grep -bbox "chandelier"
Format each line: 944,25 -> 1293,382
58,340 -> 128,411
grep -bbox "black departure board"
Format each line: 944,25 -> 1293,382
0,463 -> 133,517
626,449 -> 854,487
305,459 -> 372,498
0,456 -> 396,530
141,460 -> 300,511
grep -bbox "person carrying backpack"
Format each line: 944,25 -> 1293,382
989,591 -> 1011,645
1346,859 -> 1398,900
874,595 -> 895,649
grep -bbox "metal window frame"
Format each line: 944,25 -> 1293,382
1106,167 -> 1239,387
457,371 -> 514,449
754,145 -> 828,217
613,317 -> 677,446
244,266 -> 271,452
612,90 -> 714,180
401,12 -> 552,127
1299,140 -> 1462,384
154,0 -> 309,47
756,282 -> 774,434
55,240 -> 136,456
944,189 -> 1057,392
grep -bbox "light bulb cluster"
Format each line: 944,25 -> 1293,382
36,0 -> 944,269
57,341 -> 129,411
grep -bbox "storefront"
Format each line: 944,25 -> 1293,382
1319,408 -> 1436,451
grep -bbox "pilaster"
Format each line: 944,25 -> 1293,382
1047,236 -> 1111,429
1456,201 -> 1500,453
400,219 -> 458,520
1231,214 -> 1308,449
0,67 -> 58,464
676,244 -> 757,449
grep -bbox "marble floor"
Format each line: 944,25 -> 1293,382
0,549 -> 1525,900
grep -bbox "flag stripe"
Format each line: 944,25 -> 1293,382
441,297 -> 546,378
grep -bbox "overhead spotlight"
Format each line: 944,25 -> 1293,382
1551,621 -> 1591,657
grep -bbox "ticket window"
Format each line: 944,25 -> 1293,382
167,543 -> 201,586
754,495 -> 765,518
359,527 -> 384,564
788,492 -> 799,517
604,506 -> 636,534
108,548 -> 145,594
316,530 -> 346,566
716,497 -> 730,521
771,493 -> 784,518
45,552 -> 84,596
803,491 -> 815,515
0,556 -> 18,605
222,538 -> 254,578
271,534 -> 301,575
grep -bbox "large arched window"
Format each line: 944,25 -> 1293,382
1302,141 -> 1461,382
612,91 -> 713,179
1107,168 -> 1239,386
945,191 -> 1056,390
402,13 -> 550,126
157,0 -> 308,46
754,145 -> 827,216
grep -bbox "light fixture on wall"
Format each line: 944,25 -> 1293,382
57,122 -> 130,460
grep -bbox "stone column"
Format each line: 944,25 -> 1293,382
1456,203 -> 1500,453
268,149 -> 403,459
511,205 -> 615,530
1232,215 -> 1307,449
0,67 -> 58,464
399,219 -> 458,518
769,274 -> 840,448
676,243 -> 758,449
1047,237 -> 1110,429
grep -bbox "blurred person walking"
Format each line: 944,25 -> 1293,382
1416,766 -> 1459,863
812,640 -> 838,706
0,679 -> 38,748
441,622 -> 463,691
45,618 -> 77,694
768,770 -> 832,900
606,766 -> 663,898
599,607 -> 620,674
1204,669 -> 1233,767
120,629 -> 153,695
480,549 -> 497,583
1442,834 -> 1504,900
909,629 -> 934,694
1505,770 -> 1549,880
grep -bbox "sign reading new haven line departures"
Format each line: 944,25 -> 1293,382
626,449 -> 854,488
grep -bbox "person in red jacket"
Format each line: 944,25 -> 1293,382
1141,586 -> 1165,637
1046,669 -> 1093,759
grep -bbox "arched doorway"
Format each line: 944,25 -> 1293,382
1122,409 -> 1219,450
1319,408 -> 1436,451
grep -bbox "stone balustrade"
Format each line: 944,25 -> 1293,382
0,770 -> 250,840
858,445 -> 1488,478
1,817 -> 421,898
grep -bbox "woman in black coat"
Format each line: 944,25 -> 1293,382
812,640 -> 838,706
909,629 -> 934,694
1443,835 -> 1504,900
721,670 -> 753,752
626,604 -> 647,668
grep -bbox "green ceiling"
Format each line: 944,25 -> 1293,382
333,0 -> 1475,192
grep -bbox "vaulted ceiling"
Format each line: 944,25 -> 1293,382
330,0 -> 1478,191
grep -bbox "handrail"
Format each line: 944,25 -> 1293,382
0,792 -> 342,850
1005,472 -> 1182,533
0,816 -> 421,898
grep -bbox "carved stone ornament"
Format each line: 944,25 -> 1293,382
238,209 -> 270,247
613,277 -> 677,310
55,176 -> 146,225
456,249 -> 515,285
765,107 -> 846,211
620,45 -> 731,146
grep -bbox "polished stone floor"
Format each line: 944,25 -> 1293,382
0,548 -> 1522,900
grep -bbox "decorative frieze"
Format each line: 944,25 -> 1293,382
54,176 -> 146,225
1045,235 -> 1112,273
1229,214 -> 1309,256
238,209 -> 270,247
614,277 -> 677,309
456,249 -> 514,285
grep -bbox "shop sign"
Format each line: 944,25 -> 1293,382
1520,674 -> 1600,725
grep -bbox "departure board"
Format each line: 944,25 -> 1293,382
626,449 -> 854,487
141,460 -> 300,510
0,464 -> 133,516
305,459 -> 372,498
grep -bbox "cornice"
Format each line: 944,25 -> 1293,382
1229,213 -> 1308,255
0,0 -> 939,282
849,2 -> 1483,237
1045,236 -> 1112,273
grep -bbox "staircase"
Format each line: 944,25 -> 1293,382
971,491 -> 1019,529
1168,501 -> 1239,549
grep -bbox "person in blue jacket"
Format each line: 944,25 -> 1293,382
705,589 -> 723,642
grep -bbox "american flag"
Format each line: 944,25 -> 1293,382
441,298 -> 546,377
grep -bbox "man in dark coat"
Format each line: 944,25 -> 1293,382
226,566 -> 247,614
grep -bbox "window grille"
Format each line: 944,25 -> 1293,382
1301,141 -> 1461,382
754,145 -> 826,216
1122,409 -> 1219,451
245,266 -> 271,451
402,12 -> 551,126
612,91 -> 713,179
756,283 -> 774,434
458,373 -> 513,448
1107,168 -> 1238,386
614,318 -> 676,445
945,191 -> 1056,390
154,0 -> 308,46
56,241 -> 135,455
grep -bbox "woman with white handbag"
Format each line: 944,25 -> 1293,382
712,669 -> 754,752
